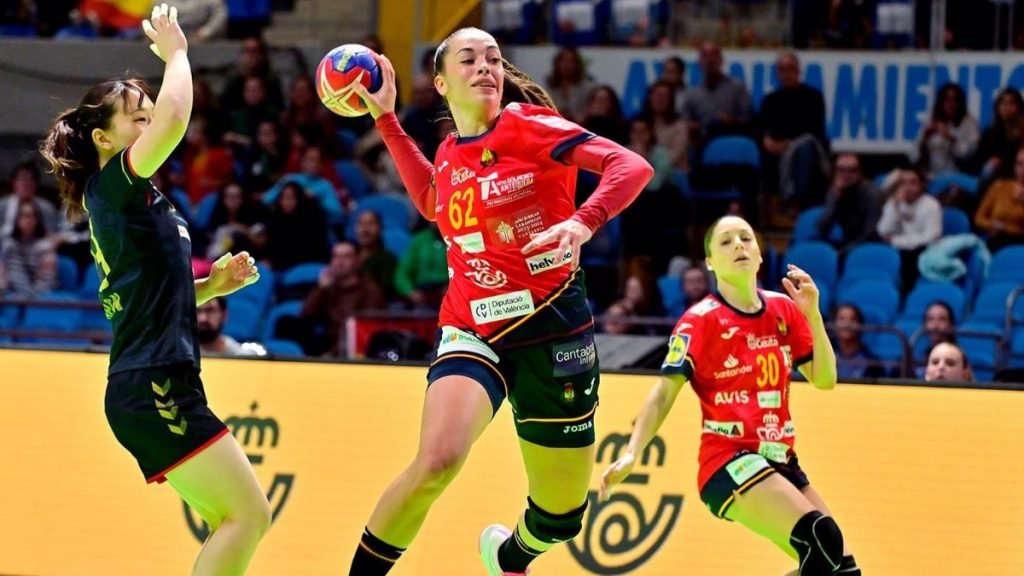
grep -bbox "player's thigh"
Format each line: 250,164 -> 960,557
518,438 -> 594,513
725,472 -> 818,558
415,374 -> 495,467
166,433 -> 269,527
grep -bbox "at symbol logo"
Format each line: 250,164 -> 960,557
568,433 -> 684,574
182,402 -> 294,542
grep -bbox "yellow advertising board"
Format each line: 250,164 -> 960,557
0,349 -> 1022,575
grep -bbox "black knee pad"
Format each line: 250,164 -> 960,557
789,511 -> 844,576
523,497 -> 587,544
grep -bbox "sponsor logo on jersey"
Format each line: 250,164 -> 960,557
525,248 -> 572,275
713,362 -> 754,380
662,334 -> 690,368
724,354 -> 739,368
470,289 -> 535,324
713,390 -> 749,405
453,231 -> 486,254
436,160 -> 449,173
755,413 -> 795,442
720,326 -> 739,339
451,167 -> 475,186
747,334 -> 780,350
689,299 -> 720,317
563,420 -> 593,434
703,420 -> 744,437
478,171 -> 536,206
437,326 -> 499,362
757,390 -> 782,408
758,441 -> 789,463
725,453 -> 771,484
463,258 -> 507,289
494,221 -> 515,244
177,225 -> 190,241
553,334 -> 596,377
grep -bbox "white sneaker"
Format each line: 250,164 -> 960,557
479,523 -> 529,575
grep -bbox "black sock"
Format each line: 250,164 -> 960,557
349,528 -> 405,576
497,525 -> 544,572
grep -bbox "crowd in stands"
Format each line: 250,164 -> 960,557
1,5 -> 1023,382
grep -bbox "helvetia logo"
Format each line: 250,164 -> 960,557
182,402 -> 294,542
569,432 -> 684,574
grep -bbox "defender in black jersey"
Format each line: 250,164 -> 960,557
40,5 -> 270,574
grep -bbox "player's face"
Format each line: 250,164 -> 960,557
925,343 -> 970,382
101,92 -> 155,154
706,217 -> 762,279
437,31 -> 504,115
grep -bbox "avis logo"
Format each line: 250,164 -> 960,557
569,433 -> 683,574
182,402 -> 294,542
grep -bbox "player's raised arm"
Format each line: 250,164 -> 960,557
128,3 -> 192,178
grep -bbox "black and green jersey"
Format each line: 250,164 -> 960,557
85,148 -> 199,375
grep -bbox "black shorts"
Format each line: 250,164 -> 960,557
105,362 -> 228,483
700,450 -> 811,520
426,325 -> 600,448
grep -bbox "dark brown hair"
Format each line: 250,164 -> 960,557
39,78 -> 154,220
433,27 -> 556,111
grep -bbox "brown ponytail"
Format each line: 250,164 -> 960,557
39,78 -> 154,221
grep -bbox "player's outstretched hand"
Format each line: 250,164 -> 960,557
208,251 -> 260,297
520,219 -> 592,271
350,53 -> 397,120
599,451 -> 636,502
781,263 -> 820,317
142,3 -> 187,61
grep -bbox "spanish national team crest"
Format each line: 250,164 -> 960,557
481,147 -> 496,167
563,383 -> 575,404
777,317 -> 788,336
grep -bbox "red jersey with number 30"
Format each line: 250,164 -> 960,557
431,103 -> 594,338
660,290 -> 815,491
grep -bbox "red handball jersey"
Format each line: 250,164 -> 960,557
660,290 -> 815,491
430,103 -> 595,339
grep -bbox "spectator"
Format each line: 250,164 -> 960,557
831,303 -> 885,379
759,51 -> 831,210
921,301 -> 956,355
914,83 -> 979,179
0,201 -> 57,298
300,240 -> 386,357
171,0 -> 228,41
626,118 -> 673,193
354,210 -> 398,301
197,297 -> 262,356
204,182 -> 267,261
659,56 -> 687,114
220,36 -> 284,112
182,113 -> 234,204
224,75 -> 279,150
636,80 -> 689,169
817,153 -> 885,251
924,341 -> 972,382
264,182 -> 330,271
621,117 -> 682,268
681,264 -> 711,309
263,145 -> 345,226
825,0 -> 875,49
974,147 -> 1024,252
191,78 -> 224,132
620,260 -> 664,319
877,169 -> 943,291
279,74 -> 336,147
240,119 -> 287,195
394,225 -> 448,310
682,41 -> 753,146
580,85 -> 629,145
544,47 -> 594,123
974,88 -> 1024,181
398,74 -> 445,162
601,300 -> 640,335
0,162 -> 59,237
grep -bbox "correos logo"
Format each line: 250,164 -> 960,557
183,402 -> 293,542
568,432 -> 683,574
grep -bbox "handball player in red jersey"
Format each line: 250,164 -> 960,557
601,216 -> 861,576
345,27 -> 653,576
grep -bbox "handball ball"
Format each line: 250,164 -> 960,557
316,44 -> 383,117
